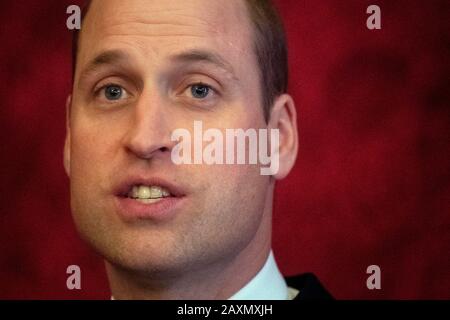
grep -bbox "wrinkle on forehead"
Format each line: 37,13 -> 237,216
97,16 -> 220,39
85,0 -> 251,41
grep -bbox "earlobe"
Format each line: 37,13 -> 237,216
267,94 -> 299,180
63,95 -> 72,177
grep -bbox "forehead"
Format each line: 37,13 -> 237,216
77,0 -> 255,76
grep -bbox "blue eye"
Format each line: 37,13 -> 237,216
104,85 -> 123,100
190,84 -> 211,99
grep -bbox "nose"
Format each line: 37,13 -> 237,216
123,90 -> 174,160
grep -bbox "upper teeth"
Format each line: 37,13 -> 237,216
129,185 -> 171,199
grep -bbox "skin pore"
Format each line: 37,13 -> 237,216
64,0 -> 298,299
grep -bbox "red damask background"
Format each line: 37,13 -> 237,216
0,0 -> 449,299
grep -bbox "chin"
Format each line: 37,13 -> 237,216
96,234 -> 192,275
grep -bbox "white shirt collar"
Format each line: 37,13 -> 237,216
228,250 -> 288,300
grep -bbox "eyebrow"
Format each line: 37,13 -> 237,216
169,50 -> 238,80
78,50 -> 131,82
78,48 -> 239,83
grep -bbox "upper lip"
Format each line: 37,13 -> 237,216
114,175 -> 186,198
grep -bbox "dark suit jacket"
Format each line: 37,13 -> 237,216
285,273 -> 334,300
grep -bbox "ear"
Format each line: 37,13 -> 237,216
267,94 -> 299,180
63,95 -> 72,177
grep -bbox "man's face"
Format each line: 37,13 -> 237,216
66,0 -> 272,274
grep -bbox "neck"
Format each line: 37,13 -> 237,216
106,188 -> 274,300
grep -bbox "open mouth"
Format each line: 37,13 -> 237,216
114,178 -> 185,220
126,185 -> 173,204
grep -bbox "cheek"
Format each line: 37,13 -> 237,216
69,120 -> 120,200
195,161 -> 269,214
199,164 -> 270,247
71,131 -> 104,180
70,112 -> 125,167
69,136 -> 103,218
69,128 -> 119,237
194,109 -> 269,202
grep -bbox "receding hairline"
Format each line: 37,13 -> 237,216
74,0 -> 253,78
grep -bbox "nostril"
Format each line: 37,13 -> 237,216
125,141 -> 171,159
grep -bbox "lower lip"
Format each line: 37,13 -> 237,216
114,196 -> 184,221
